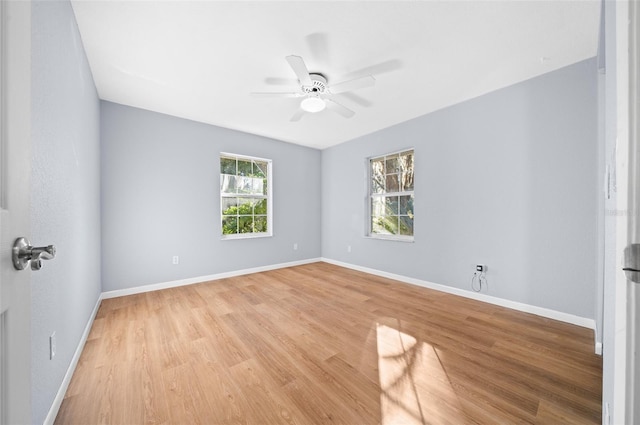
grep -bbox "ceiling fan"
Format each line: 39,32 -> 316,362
251,55 -> 376,122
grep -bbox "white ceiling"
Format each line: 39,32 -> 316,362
71,1 -> 600,149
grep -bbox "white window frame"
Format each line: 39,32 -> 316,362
366,148 -> 414,242
220,152 -> 273,240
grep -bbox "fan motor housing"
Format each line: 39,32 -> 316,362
302,74 -> 327,94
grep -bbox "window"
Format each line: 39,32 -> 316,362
220,153 -> 272,239
368,149 -> 414,240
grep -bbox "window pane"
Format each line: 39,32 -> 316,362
238,198 -> 254,215
385,155 -> 399,173
385,196 -> 399,215
221,198 -> 238,215
371,159 -> 384,193
385,174 -> 399,192
238,160 -> 252,176
254,161 -> 267,178
400,151 -> 413,173
372,158 -> 384,175
372,216 -> 386,234
222,216 -> 238,234
372,214 -> 398,235
372,176 -> 384,194
221,157 -> 236,175
401,172 -> 414,191
381,216 -> 398,235
399,195 -> 414,216
251,178 -> 264,195
220,175 -> 237,194
399,216 -> 413,236
400,151 -> 414,191
235,176 -> 250,194
238,216 -> 254,233
254,216 -> 267,232
236,176 -> 264,195
254,198 -> 267,215
372,197 -> 385,216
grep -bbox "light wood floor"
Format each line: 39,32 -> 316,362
55,262 -> 602,424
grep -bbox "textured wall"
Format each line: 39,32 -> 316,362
100,102 -> 321,291
322,58 -> 598,320
31,1 -> 102,424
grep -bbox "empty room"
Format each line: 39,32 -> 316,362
2,0 -> 639,424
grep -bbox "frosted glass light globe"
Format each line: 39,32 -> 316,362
300,97 -> 326,113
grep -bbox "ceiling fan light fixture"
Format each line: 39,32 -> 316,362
300,96 -> 326,113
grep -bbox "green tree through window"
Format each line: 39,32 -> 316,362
220,154 -> 271,238
369,149 -> 414,240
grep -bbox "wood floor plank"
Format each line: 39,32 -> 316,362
55,262 -> 602,424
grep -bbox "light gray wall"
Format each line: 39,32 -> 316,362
100,102 -> 321,292
322,58 -> 598,320
31,1 -> 102,424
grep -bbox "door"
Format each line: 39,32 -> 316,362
627,0 -> 640,422
0,1 -> 32,424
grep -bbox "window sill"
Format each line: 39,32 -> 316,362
221,233 -> 273,241
365,234 -> 414,243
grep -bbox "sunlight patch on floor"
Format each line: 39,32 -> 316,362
376,323 -> 467,425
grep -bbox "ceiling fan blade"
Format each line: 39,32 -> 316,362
325,99 -> 355,118
329,75 -> 376,94
339,92 -> 373,107
285,55 -> 313,86
306,32 -> 329,64
328,75 -> 376,94
264,77 -> 297,86
251,92 -> 302,98
290,109 -> 305,122
343,59 -> 403,79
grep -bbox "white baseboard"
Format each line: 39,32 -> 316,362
102,257 -> 322,299
321,257 -> 599,336
43,294 -> 102,425
595,342 -> 603,355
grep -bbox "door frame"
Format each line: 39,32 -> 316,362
626,0 -> 640,422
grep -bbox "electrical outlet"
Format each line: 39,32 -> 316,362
50,332 -> 56,360
293,243 -> 298,251
476,264 -> 486,273
347,245 -> 352,253
172,256 -> 179,265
